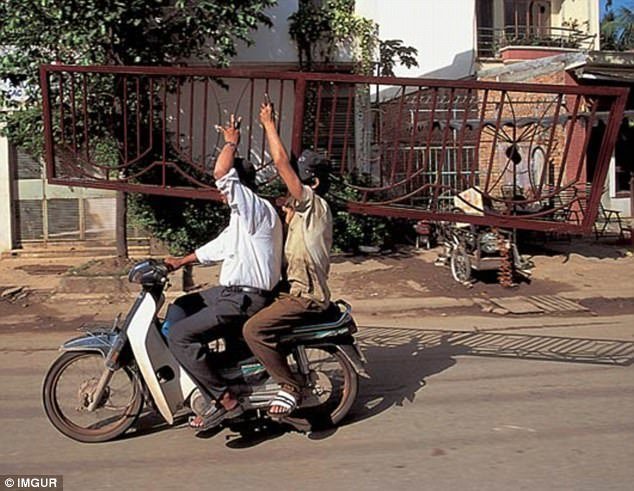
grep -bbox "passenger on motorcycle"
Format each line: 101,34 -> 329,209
243,99 -> 333,418
164,114 -> 283,431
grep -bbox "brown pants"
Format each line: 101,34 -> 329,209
243,294 -> 325,394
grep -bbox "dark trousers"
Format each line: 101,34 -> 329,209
167,286 -> 268,400
243,294 -> 325,394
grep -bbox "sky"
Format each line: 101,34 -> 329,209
600,0 -> 634,18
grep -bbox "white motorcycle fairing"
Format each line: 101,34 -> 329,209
126,292 -> 197,424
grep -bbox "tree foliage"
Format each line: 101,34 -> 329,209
0,0 -> 275,253
288,0 -> 418,251
0,0 -> 275,153
601,3 -> 634,50
288,0 -> 418,76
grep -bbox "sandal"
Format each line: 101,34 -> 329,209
268,389 -> 300,419
189,400 -> 243,432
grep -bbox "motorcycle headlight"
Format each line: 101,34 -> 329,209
128,260 -> 166,285
479,232 -> 499,254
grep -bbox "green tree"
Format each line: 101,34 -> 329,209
0,0 -> 275,257
601,2 -> 634,50
288,0 -> 418,252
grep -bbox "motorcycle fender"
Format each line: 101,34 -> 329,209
60,333 -> 117,358
126,294 -> 197,425
322,343 -> 370,379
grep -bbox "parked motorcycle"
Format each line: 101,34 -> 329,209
42,259 -> 367,443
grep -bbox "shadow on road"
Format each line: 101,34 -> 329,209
119,412 -> 191,441
345,326 -> 634,426
113,326 -> 634,443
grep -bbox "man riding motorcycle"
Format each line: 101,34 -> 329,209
164,114 -> 283,432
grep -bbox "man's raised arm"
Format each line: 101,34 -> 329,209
259,102 -> 303,200
214,114 -> 241,181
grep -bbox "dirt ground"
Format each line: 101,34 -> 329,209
1,237 -> 634,332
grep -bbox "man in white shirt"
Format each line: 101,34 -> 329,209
164,115 -> 283,431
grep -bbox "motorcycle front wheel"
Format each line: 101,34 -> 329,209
290,346 -> 358,427
42,351 -> 143,443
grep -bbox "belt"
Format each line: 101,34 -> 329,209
225,285 -> 272,296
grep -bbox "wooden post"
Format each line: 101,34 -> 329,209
116,190 -> 128,259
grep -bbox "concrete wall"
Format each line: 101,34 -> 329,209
559,0 -> 600,50
356,0 -> 477,79
0,131 -> 14,252
232,0 -> 479,78
232,1 -> 300,67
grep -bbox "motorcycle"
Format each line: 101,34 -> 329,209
42,259 -> 367,443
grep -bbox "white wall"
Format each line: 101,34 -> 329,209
560,0 -> 600,50
232,1 -> 300,67
0,131 -> 14,252
356,0 -> 477,79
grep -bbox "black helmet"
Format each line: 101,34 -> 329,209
297,150 -> 330,185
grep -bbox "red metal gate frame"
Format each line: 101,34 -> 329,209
40,64 -> 629,233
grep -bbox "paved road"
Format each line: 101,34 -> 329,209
1,317 -> 633,491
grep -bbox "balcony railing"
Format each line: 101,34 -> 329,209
477,26 -> 596,59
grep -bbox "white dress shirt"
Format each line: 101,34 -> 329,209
195,168 -> 283,291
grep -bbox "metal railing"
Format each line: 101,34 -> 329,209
477,26 -> 596,59
40,65 -> 628,233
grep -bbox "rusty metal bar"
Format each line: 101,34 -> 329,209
42,64 -> 627,97
248,78 -> 255,161
123,76 -> 128,163
571,103 -> 598,185
202,78 -> 208,167
583,91 -> 628,229
69,74 -> 77,152
39,66 -> 55,180
277,78 -> 285,135
389,86 -> 406,184
82,73 -> 89,160
537,94 -> 563,195
260,78 -> 270,167
313,82 -> 324,149
58,74 -> 65,146
433,88 -> 456,203
406,88 -> 423,184
291,77 -> 307,159
454,89 -> 471,188
340,85 -> 354,174
136,77 -> 141,158
557,95 -> 582,186
484,90 -> 506,192
327,83 -> 338,157
161,77 -> 167,187
424,89 -> 438,181
189,77 -> 195,163
176,79 -> 181,152
471,89 -> 489,188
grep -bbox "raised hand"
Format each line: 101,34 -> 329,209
215,114 -> 242,145
259,100 -> 275,128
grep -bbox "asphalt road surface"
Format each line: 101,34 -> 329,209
1,323 -> 633,491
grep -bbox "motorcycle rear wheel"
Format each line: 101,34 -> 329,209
42,351 -> 143,443
290,346 -> 358,427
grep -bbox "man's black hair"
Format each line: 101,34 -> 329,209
234,157 -> 257,191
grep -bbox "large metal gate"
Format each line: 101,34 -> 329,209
39,65 -> 628,233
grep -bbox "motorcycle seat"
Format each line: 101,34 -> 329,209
280,300 -> 356,340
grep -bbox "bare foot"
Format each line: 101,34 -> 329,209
219,391 -> 239,411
